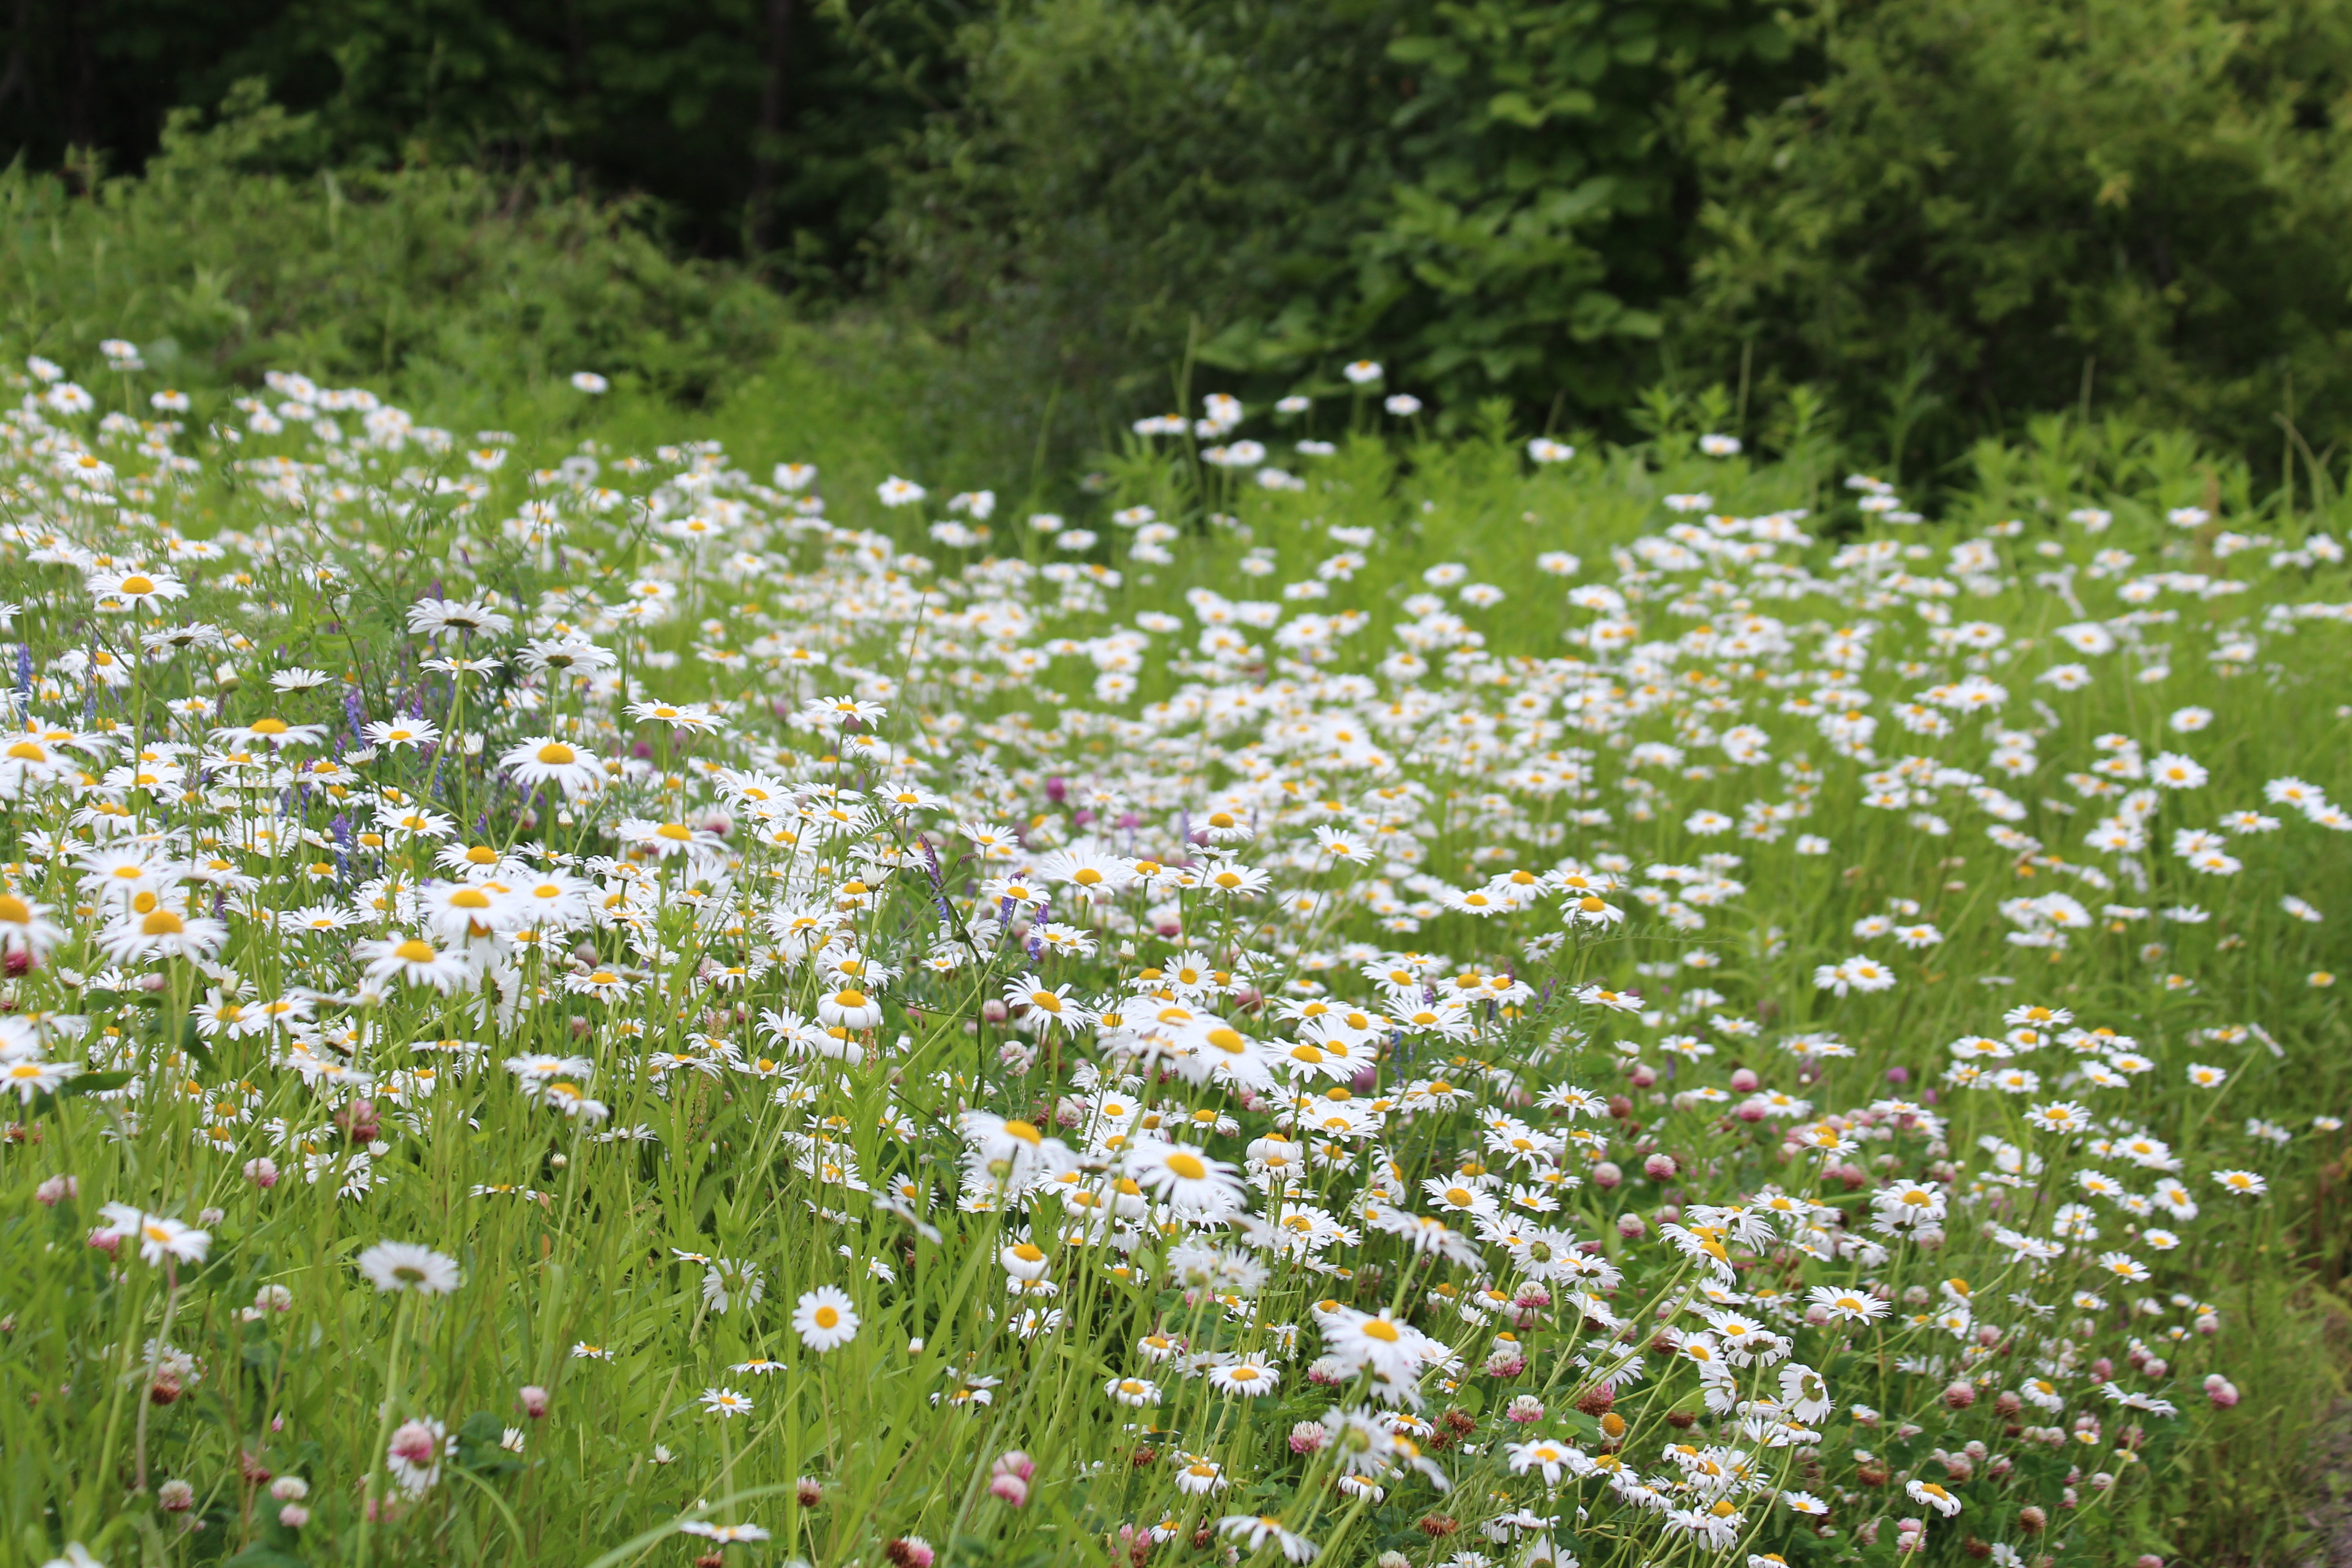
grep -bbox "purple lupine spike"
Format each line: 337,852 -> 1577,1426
343,688 -> 367,747
919,839 -> 956,930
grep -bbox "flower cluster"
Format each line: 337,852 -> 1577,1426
0,358 -> 2342,1568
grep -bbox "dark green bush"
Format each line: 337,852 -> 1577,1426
882,0 -> 1796,438
1676,0 -> 2352,471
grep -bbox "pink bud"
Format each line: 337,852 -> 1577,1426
34,1174 -> 75,1206
1736,1101 -> 1766,1122
1627,1064 -> 1657,1088
1730,1068 -> 1759,1092
993,1450 -> 1036,1482
245,1156 -> 280,1189
1616,1212 -> 1647,1239
1592,1161 -> 1622,1190
87,1227 -> 119,1255
1643,1153 -> 1677,1181
1943,1382 -> 1976,1410
278,1504 -> 310,1529
519,1385 -> 550,1419
988,1473 -> 1029,1507
2089,1358 -> 2113,1381
2203,1375 -> 2239,1409
1289,1420 -> 1327,1454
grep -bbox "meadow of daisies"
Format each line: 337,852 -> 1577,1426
0,348 -> 2346,1568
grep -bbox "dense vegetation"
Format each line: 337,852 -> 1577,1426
4,7 -> 2351,1568
12,0 -> 2352,471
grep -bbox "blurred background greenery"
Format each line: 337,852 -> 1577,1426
8,0 -> 2352,489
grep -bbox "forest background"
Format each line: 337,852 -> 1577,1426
7,0 -> 2352,495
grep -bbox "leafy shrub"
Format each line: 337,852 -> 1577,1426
884,0 -> 1797,436
0,83 -> 793,416
1676,0 -> 2352,472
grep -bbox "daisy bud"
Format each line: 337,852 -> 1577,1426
1288,1420 -> 1327,1454
519,1385 -> 550,1419
158,1479 -> 195,1513
278,1505 -> 310,1529
245,1157 -> 279,1189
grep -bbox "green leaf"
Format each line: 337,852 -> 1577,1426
58,1071 -> 136,1099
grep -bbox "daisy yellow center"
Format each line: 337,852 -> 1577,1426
450,889 -> 491,908
1163,1152 -> 1208,1181
834,989 -> 867,1008
0,895 -> 29,923
1360,1318 -> 1400,1342
813,1306 -> 839,1328
120,575 -> 155,595
140,908 -> 185,935
1072,867 -> 1102,885
535,743 -> 576,764
252,717 -> 288,735
656,823 -> 692,842
394,939 -> 437,963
